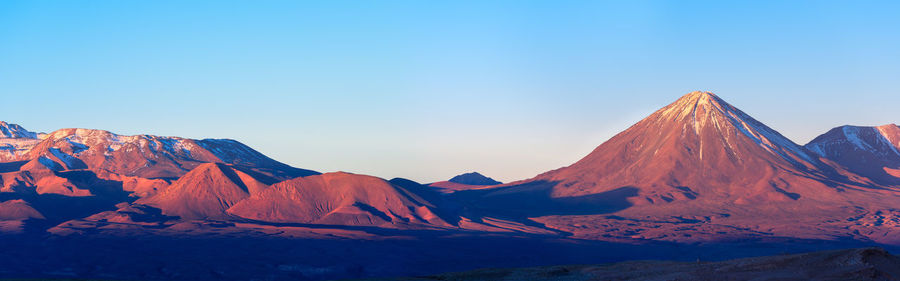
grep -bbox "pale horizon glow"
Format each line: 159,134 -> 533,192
2,1 -> 899,183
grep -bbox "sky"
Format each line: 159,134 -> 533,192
1,1 -> 899,183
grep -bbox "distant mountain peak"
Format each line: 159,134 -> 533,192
448,172 -> 501,186
805,124 -> 900,185
0,121 -> 38,139
807,125 -> 900,156
0,121 -> 44,162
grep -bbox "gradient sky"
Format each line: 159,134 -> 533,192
2,1 -> 899,183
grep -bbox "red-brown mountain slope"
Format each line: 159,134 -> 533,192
137,163 -> 274,220
227,172 -> 450,228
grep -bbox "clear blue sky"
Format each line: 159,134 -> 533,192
2,1 -> 898,183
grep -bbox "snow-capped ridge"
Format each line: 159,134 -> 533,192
22,127 -> 318,179
807,125 -> 900,158
0,121 -> 39,139
805,124 -> 900,185
0,121 -> 44,161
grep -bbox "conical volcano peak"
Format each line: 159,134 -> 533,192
656,91 -> 734,123
655,91 -> 820,166
528,90 -> 828,198
674,91 -> 723,107
682,90 -> 719,101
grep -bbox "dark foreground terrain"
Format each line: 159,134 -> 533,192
0,232 -> 897,281
375,247 -> 900,281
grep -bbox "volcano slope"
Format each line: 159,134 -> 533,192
457,91 -> 900,244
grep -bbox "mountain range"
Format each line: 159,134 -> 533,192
2,91 -> 900,280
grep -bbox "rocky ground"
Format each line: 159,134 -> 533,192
376,247 -> 900,281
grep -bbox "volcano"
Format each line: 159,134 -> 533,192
533,91 -> 839,198
482,92 -> 846,201
465,91 -> 900,243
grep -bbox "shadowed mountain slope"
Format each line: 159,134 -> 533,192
449,172 -> 502,185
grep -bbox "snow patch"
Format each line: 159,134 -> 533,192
37,156 -> 63,171
49,148 -> 81,169
842,126 -> 875,152
0,121 -> 38,139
